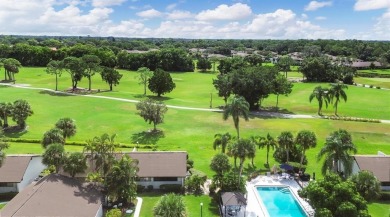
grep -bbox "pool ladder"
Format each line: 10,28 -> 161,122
279,187 -> 290,194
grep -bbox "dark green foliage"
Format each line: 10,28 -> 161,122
148,69 -> 176,97
0,133 -> 9,167
63,152 -> 87,178
100,67 -> 123,91
63,57 -> 85,90
210,153 -> 231,177
218,169 -> 246,193
55,118 -> 76,142
295,130 -> 317,170
318,129 -> 357,177
229,66 -> 279,109
212,74 -> 232,106
159,184 -> 183,193
223,96 -> 249,139
12,99 -> 33,129
41,128 -> 65,148
299,173 -> 369,217
42,143 -> 65,173
272,74 -> 293,108
185,174 -> 206,195
136,99 -> 168,131
350,170 -> 381,202
217,57 -> 246,74
2,58 -> 22,81
81,54 -> 101,91
196,57 -> 211,71
153,193 -> 187,217
104,155 -> 138,205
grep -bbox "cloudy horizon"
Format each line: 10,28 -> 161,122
0,0 -> 389,40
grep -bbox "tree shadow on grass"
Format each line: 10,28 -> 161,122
4,126 -> 28,138
39,90 -> 74,97
208,194 -> 222,216
147,95 -> 172,102
131,130 -> 165,145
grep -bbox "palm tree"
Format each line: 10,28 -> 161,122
42,143 -> 65,173
213,132 -> 232,153
0,102 -> 13,128
63,152 -> 87,178
295,130 -> 317,170
230,138 -> 255,186
41,128 -> 65,148
223,96 -> 250,139
55,118 -> 76,143
91,133 -> 118,177
328,82 -> 348,116
317,129 -> 357,177
257,133 -> 277,167
277,131 -> 294,163
309,86 -> 330,115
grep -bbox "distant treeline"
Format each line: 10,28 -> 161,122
0,35 -> 389,70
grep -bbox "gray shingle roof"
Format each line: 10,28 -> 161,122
0,156 -> 32,183
354,155 -> 390,182
1,174 -> 103,217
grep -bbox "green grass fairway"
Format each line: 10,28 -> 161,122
358,69 -> 390,75
354,77 -> 390,89
367,201 -> 390,217
10,67 -> 390,120
2,86 -> 390,179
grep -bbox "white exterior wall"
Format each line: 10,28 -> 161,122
350,160 -> 360,176
0,183 -> 17,193
95,205 -> 103,217
137,177 -> 184,189
16,156 -> 46,192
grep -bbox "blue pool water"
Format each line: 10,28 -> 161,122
256,186 -> 307,217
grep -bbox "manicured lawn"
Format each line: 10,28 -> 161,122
367,201 -> 390,217
3,68 -> 390,217
358,68 -> 390,75
354,77 -> 390,89
0,204 -> 5,209
138,192 -> 218,217
11,67 -> 390,120
2,86 -> 390,180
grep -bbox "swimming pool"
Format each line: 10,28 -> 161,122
256,186 -> 307,217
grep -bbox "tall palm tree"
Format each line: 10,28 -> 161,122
309,86 -> 330,115
317,129 -> 357,177
328,82 -> 348,116
55,118 -> 76,143
277,131 -> 294,163
41,128 -> 65,148
213,132 -> 232,153
258,133 -> 277,167
223,96 -> 250,139
63,152 -> 87,178
229,138 -> 255,186
295,130 -> 317,170
92,133 -> 118,177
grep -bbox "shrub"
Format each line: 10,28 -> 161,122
185,174 -> 206,195
147,185 -> 154,191
159,184 -> 183,193
376,86 -> 381,89
136,185 -> 145,193
189,168 -> 207,180
380,191 -> 390,201
369,85 -> 374,88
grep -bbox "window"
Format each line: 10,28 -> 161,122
0,183 -> 14,187
154,177 -> 178,182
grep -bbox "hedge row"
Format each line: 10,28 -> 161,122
4,138 -> 154,149
356,72 -> 390,78
324,116 -> 381,123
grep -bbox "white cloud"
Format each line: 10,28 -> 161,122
166,10 -> 194,20
305,1 -> 333,11
196,3 -> 252,21
166,3 -> 177,11
354,0 -> 390,11
315,16 -> 327,20
92,0 -> 126,7
136,9 -> 163,18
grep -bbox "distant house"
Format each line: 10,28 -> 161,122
351,151 -> 390,190
0,174 -> 103,217
61,151 -> 188,189
0,155 -> 46,193
351,61 -> 382,69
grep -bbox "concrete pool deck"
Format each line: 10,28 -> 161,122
245,175 -> 315,217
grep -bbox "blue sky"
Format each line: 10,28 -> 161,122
0,0 -> 389,40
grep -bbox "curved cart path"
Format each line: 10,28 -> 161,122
1,83 -> 389,123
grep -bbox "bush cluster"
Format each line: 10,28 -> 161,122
324,116 -> 381,123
